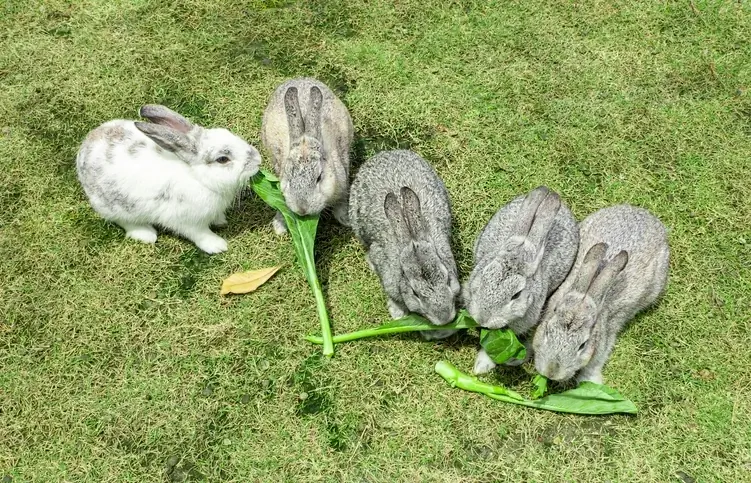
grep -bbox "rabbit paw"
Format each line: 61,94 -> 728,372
124,224 -> 157,244
194,233 -> 228,254
577,370 -> 603,385
420,329 -> 457,341
387,299 -> 407,319
272,211 -> 288,235
473,349 -> 497,375
333,201 -> 350,227
504,357 -> 526,367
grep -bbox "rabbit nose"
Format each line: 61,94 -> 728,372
544,362 -> 562,380
289,200 -> 308,215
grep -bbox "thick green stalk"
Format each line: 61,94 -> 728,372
251,170 -> 334,356
306,310 -> 479,345
435,361 -> 637,415
434,360 -> 525,400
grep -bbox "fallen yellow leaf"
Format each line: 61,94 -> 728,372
220,266 -> 282,295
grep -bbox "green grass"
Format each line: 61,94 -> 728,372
1,0 -> 750,481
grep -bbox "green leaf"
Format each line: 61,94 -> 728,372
250,170 -> 334,357
435,361 -> 637,415
531,374 -> 548,400
306,309 -> 479,345
528,382 -> 637,415
479,328 -> 526,364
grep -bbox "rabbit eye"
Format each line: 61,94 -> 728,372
511,291 -> 523,300
578,340 -> 588,352
316,173 -> 323,183
216,156 -> 231,164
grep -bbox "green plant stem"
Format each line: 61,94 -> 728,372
435,361 -> 637,415
305,255 -> 333,356
305,310 -> 479,345
434,360 -> 525,400
251,170 -> 334,356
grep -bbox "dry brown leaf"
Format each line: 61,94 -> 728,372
220,266 -> 282,295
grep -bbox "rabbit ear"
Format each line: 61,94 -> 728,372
134,122 -> 197,157
400,187 -> 428,241
586,250 -> 628,302
384,191 -> 410,243
572,243 -> 608,293
527,191 -> 561,246
305,86 -> 323,140
139,105 -> 193,133
512,186 -> 550,236
284,87 -> 305,141
524,191 -> 561,275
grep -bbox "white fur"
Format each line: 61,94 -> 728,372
76,116 -> 261,253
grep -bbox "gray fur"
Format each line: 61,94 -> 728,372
261,78 -> 354,230
349,150 -> 461,334
139,104 -> 193,133
533,204 -> 670,384
465,187 -> 579,333
134,122 -> 197,157
465,187 -> 579,374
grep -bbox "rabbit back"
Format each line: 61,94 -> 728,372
349,150 -> 452,251
261,78 -> 353,215
474,193 -> 579,294
577,204 -> 669,325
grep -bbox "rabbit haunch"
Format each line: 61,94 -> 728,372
261,78 -> 354,234
349,150 -> 460,339
533,204 -> 670,384
76,105 -> 261,254
464,186 -> 578,375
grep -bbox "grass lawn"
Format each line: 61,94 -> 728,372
1,0 -> 750,481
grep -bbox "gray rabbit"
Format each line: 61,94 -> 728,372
533,204 -> 670,384
464,187 -> 579,374
261,78 -> 354,234
349,150 -> 461,339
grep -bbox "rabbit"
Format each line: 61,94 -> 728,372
349,150 -> 461,340
532,204 -> 670,384
464,186 -> 579,374
261,78 -> 354,234
76,105 -> 261,254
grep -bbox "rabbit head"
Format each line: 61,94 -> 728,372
134,105 -> 261,193
279,86 -> 331,216
533,243 -> 628,381
385,187 -> 460,326
466,187 -> 561,330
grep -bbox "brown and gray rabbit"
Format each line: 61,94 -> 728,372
261,78 -> 354,234
533,204 -> 670,384
349,150 -> 461,340
464,187 -> 579,374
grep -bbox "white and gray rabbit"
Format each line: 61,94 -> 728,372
261,78 -> 354,234
76,105 -> 261,253
533,204 -> 670,384
349,150 -> 461,339
464,186 -> 579,374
